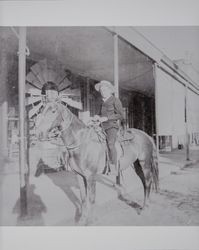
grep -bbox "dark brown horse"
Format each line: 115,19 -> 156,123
36,101 -> 159,225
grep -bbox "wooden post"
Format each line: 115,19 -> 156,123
114,33 -> 119,98
151,97 -> 155,137
185,80 -> 190,161
86,77 -> 90,111
0,36 -> 9,158
153,63 -> 160,160
1,102 -> 8,157
113,32 -> 121,185
141,98 -> 145,131
18,27 -> 28,216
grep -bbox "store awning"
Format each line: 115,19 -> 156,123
0,26 -> 155,96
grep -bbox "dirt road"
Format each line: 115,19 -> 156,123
87,163 -> 199,226
1,152 -> 199,226
50,161 -> 199,226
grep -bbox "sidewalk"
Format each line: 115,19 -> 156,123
0,146 -> 199,226
159,145 -> 199,169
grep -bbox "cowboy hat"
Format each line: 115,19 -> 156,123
95,80 -> 115,93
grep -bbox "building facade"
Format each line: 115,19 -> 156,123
0,26 -> 199,159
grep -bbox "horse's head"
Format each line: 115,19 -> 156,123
35,102 -> 67,140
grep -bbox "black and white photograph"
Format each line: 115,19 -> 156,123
1,25 -> 199,227
0,1 -> 199,250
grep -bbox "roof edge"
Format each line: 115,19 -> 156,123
106,26 -> 199,93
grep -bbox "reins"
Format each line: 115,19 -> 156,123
51,103 -> 106,151
57,106 -> 83,150
59,108 -> 74,132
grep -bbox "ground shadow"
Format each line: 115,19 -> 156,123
35,158 -> 82,223
13,184 -> 47,226
34,160 -> 144,224
45,171 -> 82,223
95,174 -> 143,215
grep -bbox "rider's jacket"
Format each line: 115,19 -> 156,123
99,95 -> 125,130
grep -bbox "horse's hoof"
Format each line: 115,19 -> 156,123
77,220 -> 87,226
118,194 -> 123,200
136,207 -> 142,215
77,216 -> 89,226
74,208 -> 82,223
142,202 -> 150,210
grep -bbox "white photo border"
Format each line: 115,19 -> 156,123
0,1 -> 199,250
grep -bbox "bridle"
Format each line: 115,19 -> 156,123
49,103 -> 105,151
53,103 -> 82,150
59,108 -> 74,133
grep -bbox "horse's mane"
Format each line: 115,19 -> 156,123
57,102 -> 86,129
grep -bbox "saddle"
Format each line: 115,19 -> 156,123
91,125 -> 135,175
89,123 -> 107,143
91,123 -> 135,143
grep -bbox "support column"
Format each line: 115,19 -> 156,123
151,97 -> 155,136
114,33 -> 119,98
18,27 -> 28,216
113,31 -> 121,185
86,77 -> 90,111
0,36 -> 9,158
141,98 -> 145,131
153,63 -> 160,160
185,80 -> 190,161
1,102 -> 8,157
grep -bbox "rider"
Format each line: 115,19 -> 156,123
41,81 -> 59,103
94,80 -> 125,176
40,81 -> 67,171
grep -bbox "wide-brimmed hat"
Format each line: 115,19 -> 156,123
95,80 -> 115,93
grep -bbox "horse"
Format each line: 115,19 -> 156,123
35,101 -> 159,225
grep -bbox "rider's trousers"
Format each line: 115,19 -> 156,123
105,127 -> 118,165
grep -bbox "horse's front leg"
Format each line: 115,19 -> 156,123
78,172 -> 98,225
88,174 -> 96,204
76,174 -> 90,226
69,157 -> 90,225
73,172 -> 90,225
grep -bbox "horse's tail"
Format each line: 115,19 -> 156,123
129,128 -> 159,192
151,139 -> 159,192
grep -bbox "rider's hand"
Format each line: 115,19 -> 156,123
48,127 -> 60,138
100,116 -> 108,122
93,115 -> 108,122
93,115 -> 101,121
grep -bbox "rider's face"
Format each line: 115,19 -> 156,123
46,90 -> 58,102
100,85 -> 112,99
